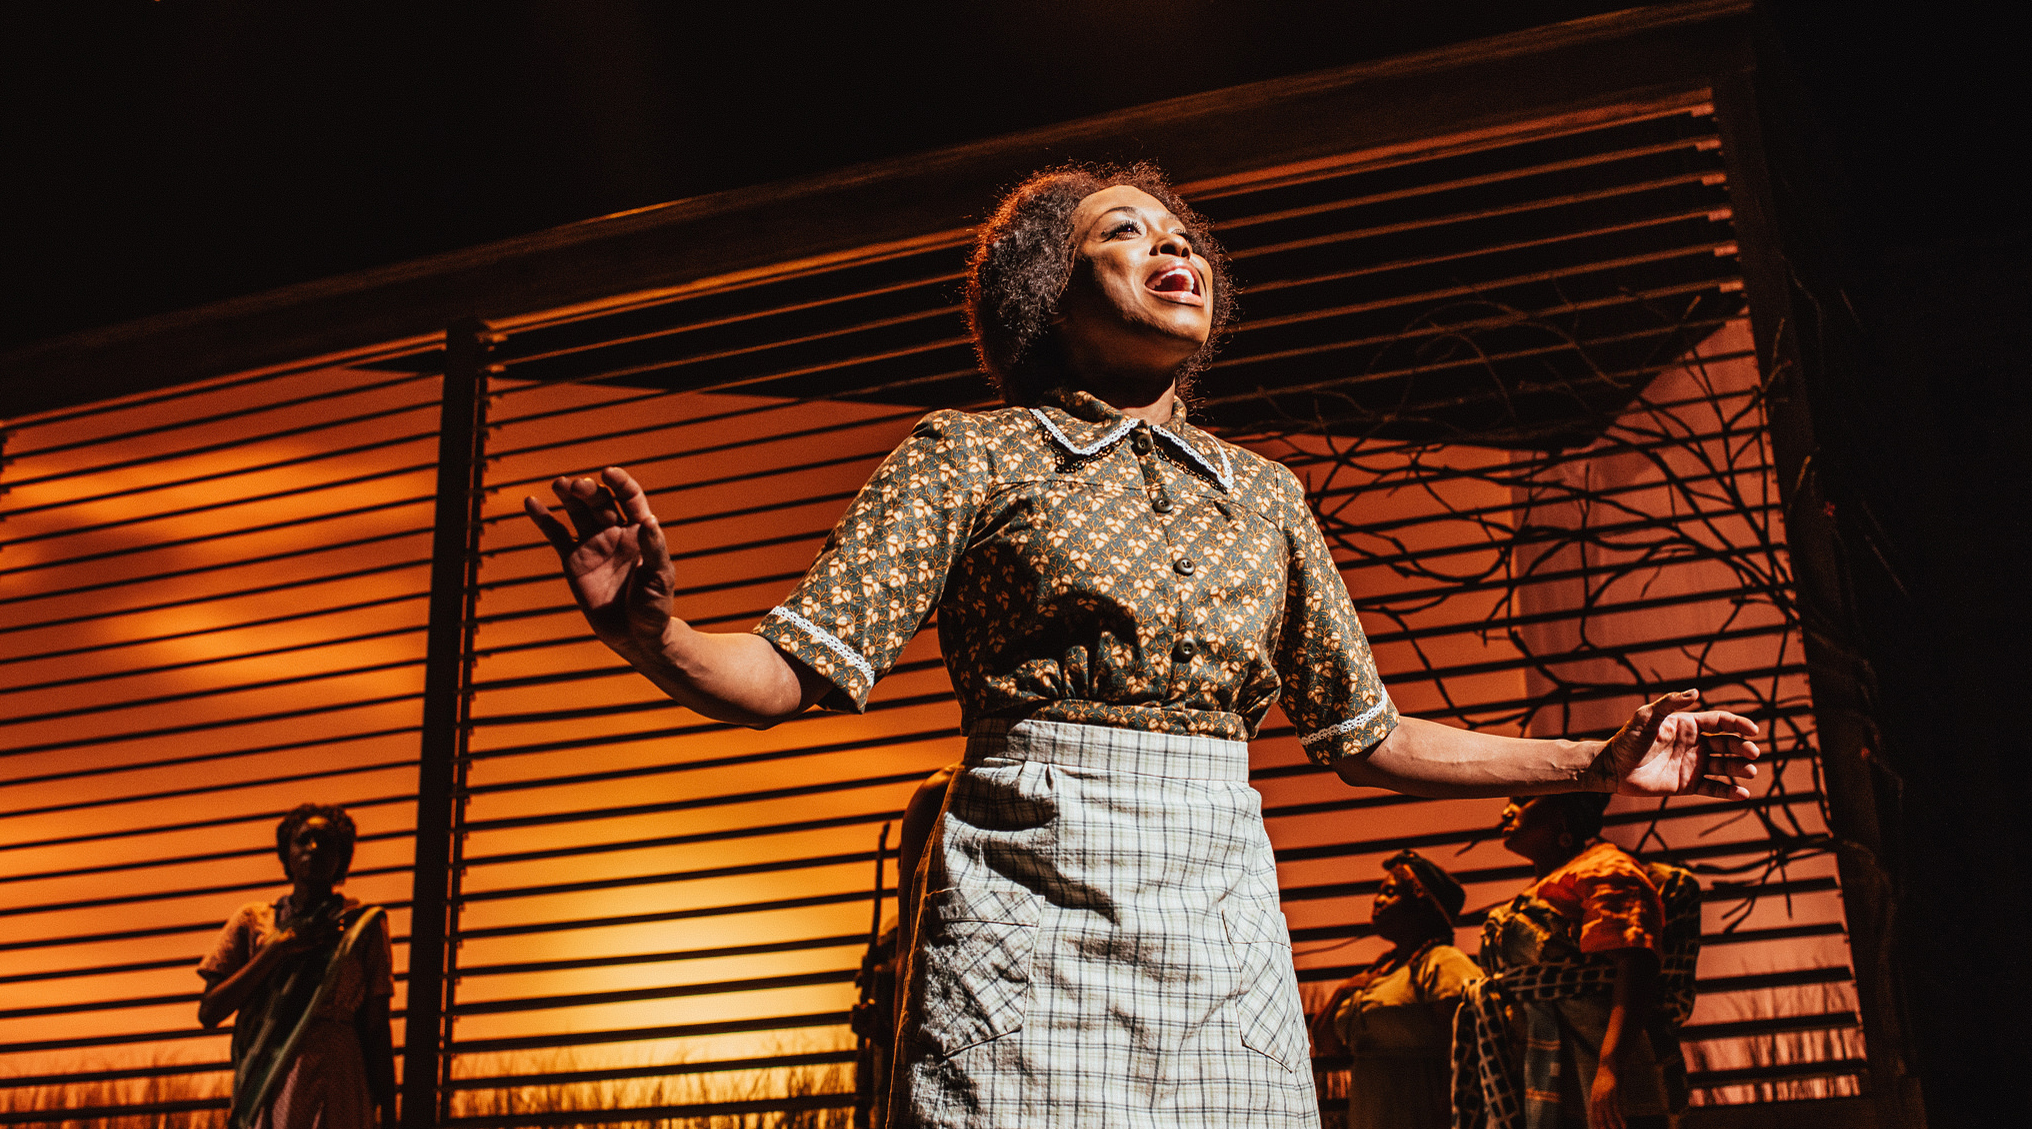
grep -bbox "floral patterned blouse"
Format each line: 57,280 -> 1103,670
753,386 -> 1398,763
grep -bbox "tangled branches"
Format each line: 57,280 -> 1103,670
1253,298 -> 1827,927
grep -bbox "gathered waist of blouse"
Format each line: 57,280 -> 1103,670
965,715 -> 1250,782
974,699 -> 1253,744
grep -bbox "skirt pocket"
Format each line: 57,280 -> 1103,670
1221,895 -> 1308,1072
914,885 -> 1041,1057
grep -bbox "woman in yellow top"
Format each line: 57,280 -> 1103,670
1311,850 -> 1480,1129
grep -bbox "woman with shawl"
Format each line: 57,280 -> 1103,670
525,164 -> 1759,1129
198,804 -> 395,1129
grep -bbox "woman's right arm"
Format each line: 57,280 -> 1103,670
1309,981 -> 1355,1057
196,918 -> 331,1028
1588,946 -> 1660,1129
523,467 -> 831,728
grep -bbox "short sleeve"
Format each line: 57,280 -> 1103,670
196,903 -> 259,984
1329,985 -> 1361,1046
754,410 -> 984,713
1574,851 -> 1666,954
1270,463 -> 1399,764
1415,944 -> 1484,1008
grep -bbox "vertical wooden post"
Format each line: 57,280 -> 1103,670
402,319 -> 492,1129
1711,68 -> 1925,1129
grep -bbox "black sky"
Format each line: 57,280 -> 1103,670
2,1 -> 2023,355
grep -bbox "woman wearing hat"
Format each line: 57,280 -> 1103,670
1454,794 -> 1700,1129
1311,850 -> 1481,1129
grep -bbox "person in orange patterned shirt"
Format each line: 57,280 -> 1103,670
1453,793 -> 1697,1129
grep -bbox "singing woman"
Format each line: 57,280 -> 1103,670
524,163 -> 1758,1129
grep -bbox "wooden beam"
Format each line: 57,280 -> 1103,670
1712,64 -> 1927,1129
402,322 -> 491,1129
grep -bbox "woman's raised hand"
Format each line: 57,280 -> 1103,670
261,911 -> 342,960
522,467 -> 677,663
522,465 -> 828,728
1598,689 -> 1762,799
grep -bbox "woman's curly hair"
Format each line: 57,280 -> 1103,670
275,802 -> 359,883
966,162 -> 1236,406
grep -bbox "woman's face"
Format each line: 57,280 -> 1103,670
1054,185 -> 1215,384
286,816 -> 346,887
1371,869 -> 1415,921
1371,869 -> 1418,927
1372,868 -> 1447,943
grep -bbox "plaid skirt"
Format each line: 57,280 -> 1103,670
890,718 -> 1319,1129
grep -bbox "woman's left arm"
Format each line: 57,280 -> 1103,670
356,995 -> 396,1129
1333,692 -> 1760,800
1270,471 -> 1758,799
1589,947 -> 1660,1129
355,912 -> 398,1129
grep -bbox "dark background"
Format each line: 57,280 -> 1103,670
5,0 -> 2018,356
3,2 -> 2025,1124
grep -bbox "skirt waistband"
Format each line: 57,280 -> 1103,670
965,717 -> 1249,783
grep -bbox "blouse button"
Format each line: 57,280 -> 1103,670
1130,428 -> 1154,454
1152,494 -> 1175,513
1172,639 -> 1198,661
1174,558 -> 1195,576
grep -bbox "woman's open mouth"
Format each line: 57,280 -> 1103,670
1145,263 -> 1203,302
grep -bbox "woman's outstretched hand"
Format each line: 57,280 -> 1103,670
522,466 -> 676,663
521,465 -> 824,728
1597,689 -> 1761,798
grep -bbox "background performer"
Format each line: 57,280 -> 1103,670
1310,850 -> 1480,1129
1454,793 -> 1702,1129
198,804 -> 395,1129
